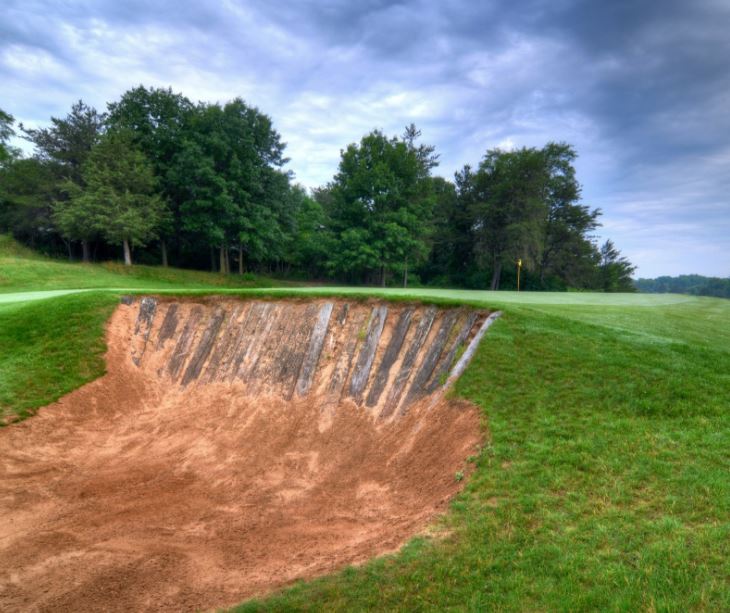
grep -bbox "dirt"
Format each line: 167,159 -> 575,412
0,299 -> 484,612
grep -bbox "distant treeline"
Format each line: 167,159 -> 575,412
635,275 -> 730,299
1,86 -> 635,291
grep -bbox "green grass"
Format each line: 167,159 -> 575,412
0,293 -> 118,422
0,234 -> 282,293
1,239 -> 728,611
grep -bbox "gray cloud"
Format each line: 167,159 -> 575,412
1,0 -> 728,276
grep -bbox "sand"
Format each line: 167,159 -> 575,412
0,299 -> 483,612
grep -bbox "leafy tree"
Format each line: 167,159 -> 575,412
446,143 -> 607,291
0,110 -> 62,255
597,239 -> 636,292
420,176 -> 475,286
106,86 -> 194,265
326,127 -> 436,286
0,158 -> 60,252
58,131 -> 165,265
467,147 -> 547,290
635,274 -> 730,298
533,143 -> 601,287
288,188 -> 331,278
172,99 -> 289,273
52,183 -> 105,260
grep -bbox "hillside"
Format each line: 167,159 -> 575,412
0,234 -> 283,293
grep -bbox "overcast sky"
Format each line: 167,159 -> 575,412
2,0 -> 729,277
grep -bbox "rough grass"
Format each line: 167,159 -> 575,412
0,234 -> 282,293
1,241 -> 728,610
0,293 -> 118,422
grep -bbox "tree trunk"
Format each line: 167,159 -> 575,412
161,240 -> 168,267
65,239 -> 72,261
403,257 -> 408,288
81,240 -> 90,263
210,246 -> 216,272
225,247 -> 230,275
380,264 -> 386,288
238,243 -> 244,275
219,245 -> 226,274
123,239 -> 132,266
490,259 -> 502,291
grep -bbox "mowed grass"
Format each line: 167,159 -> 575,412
0,240 -> 728,610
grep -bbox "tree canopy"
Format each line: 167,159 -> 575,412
322,127 -> 437,286
55,131 -> 165,265
0,87 -> 636,291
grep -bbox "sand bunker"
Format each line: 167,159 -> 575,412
0,297 -> 496,612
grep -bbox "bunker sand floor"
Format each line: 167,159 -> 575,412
0,298 -> 488,612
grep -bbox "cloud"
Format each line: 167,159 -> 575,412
1,0 -> 728,276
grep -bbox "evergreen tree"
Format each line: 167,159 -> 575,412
20,100 -> 105,261
57,131 -> 165,265
597,240 -> 636,292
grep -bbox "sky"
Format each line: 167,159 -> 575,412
2,0 -> 729,278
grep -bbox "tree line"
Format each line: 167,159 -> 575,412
635,275 -> 730,299
0,86 -> 635,291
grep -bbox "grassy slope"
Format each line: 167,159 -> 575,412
1,241 -> 728,611
0,234 -> 280,293
0,293 -> 118,421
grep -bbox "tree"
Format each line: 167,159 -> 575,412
20,100 -> 106,261
420,176 -> 474,286
21,100 -> 105,184
288,188 -> 331,278
597,239 -> 636,292
106,86 -> 194,266
326,127 -> 437,285
0,109 -> 20,167
171,98 -> 290,273
53,181 -> 106,260
59,131 -> 165,265
532,143 -> 601,287
0,158 -> 60,253
451,143 -> 604,291
467,147 -> 547,290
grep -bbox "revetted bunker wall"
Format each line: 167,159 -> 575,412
0,295 -> 502,612
126,296 -> 497,416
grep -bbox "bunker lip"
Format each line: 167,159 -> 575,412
0,297 -> 495,612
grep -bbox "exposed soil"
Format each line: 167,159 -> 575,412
0,299 -> 484,612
